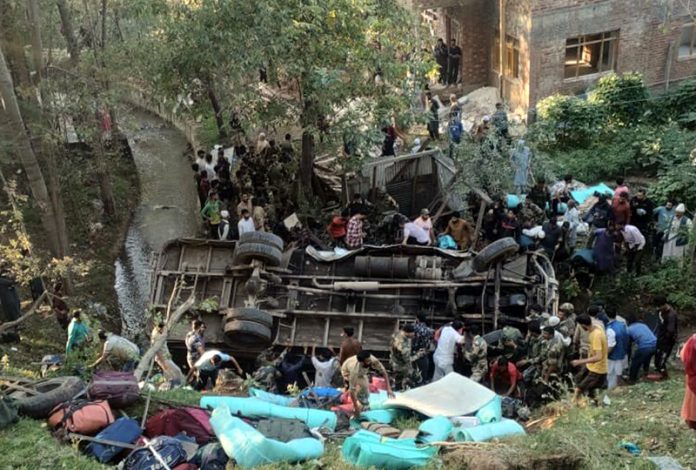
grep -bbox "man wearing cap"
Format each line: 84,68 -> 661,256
218,210 -> 232,240
413,209 -> 435,244
662,203 -> 692,262
557,303 -> 576,341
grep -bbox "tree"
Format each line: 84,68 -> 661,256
55,0 -> 81,65
0,45 -> 63,257
141,0 -> 431,195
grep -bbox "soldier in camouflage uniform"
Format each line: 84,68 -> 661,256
463,331 -> 488,383
517,322 -> 543,381
557,303 -> 576,341
540,326 -> 564,383
252,347 -> 287,393
518,199 -> 545,226
389,324 -> 425,390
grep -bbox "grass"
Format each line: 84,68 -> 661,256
0,374 -> 692,469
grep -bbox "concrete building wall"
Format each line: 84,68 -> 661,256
528,0 -> 696,107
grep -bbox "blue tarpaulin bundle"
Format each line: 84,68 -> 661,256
210,406 -> 324,469
452,418 -> 526,442
342,430 -> 438,469
200,396 -> 337,431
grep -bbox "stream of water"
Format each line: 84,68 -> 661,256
114,109 -> 198,341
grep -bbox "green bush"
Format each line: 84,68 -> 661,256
588,72 -> 649,127
531,95 -> 605,150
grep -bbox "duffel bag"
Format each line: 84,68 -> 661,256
88,371 -> 140,409
86,417 -> 142,463
48,399 -> 114,435
122,435 -> 187,470
145,407 -> 213,445
190,442 -> 228,470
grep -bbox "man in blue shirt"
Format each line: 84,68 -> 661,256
627,315 -> 657,384
606,309 -> 629,389
653,201 -> 675,260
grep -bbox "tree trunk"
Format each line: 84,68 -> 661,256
300,130 -> 315,192
26,0 -> 43,83
100,0 -> 107,51
0,1 -> 32,88
205,81 -> 227,139
55,0 -> 80,66
45,148 -> 69,256
0,47 -> 61,256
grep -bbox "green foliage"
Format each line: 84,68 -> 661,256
634,261 -> 696,311
588,72 -> 649,127
531,95 -> 604,150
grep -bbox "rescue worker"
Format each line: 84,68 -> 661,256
463,325 -> 488,383
540,326 -> 564,382
389,324 -> 425,390
557,303 -> 577,340
253,347 -> 287,393
341,351 -> 394,416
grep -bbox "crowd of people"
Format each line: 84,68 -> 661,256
194,130 -> 297,241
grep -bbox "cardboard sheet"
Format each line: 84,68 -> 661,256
382,373 -> 496,417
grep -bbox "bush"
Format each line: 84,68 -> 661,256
531,95 -> 605,150
588,72 -> 649,127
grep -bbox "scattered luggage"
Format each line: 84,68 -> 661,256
122,435 -> 188,470
86,417 -> 142,463
48,399 -> 115,435
88,371 -> 140,409
190,442 -> 229,470
145,407 -> 214,445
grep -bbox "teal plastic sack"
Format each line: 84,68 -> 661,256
249,388 -> 295,406
417,416 -> 452,444
507,194 -> 521,209
360,408 -> 406,425
200,396 -> 337,431
210,406 -> 323,468
453,418 -> 526,442
570,183 -> 613,205
342,430 -> 437,469
475,395 -> 502,424
368,391 -> 391,410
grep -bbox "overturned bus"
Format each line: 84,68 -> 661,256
149,233 -> 558,359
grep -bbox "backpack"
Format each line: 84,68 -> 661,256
145,407 -> 213,445
48,399 -> 115,435
190,442 -> 229,470
438,234 -> 458,250
122,436 -> 187,470
88,371 -> 140,409
86,417 -> 142,463
449,120 -> 463,143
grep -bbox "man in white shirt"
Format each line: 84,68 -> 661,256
413,209 -> 435,243
311,345 -> 338,388
237,208 -> 256,236
433,320 -> 466,380
192,349 -> 243,390
618,223 -> 645,275
402,221 -> 431,246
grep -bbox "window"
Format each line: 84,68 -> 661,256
564,31 -> 618,79
679,24 -> 696,59
494,33 -> 520,79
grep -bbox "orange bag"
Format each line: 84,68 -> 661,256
48,399 -> 115,435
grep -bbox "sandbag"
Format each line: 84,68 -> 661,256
86,417 -> 141,463
210,405 -> 324,468
342,430 -> 437,469
122,436 -> 187,470
475,395 -> 502,424
452,418 -> 526,442
48,399 -> 115,435
200,396 -> 337,431
417,416 -> 452,444
88,371 -> 140,409
145,407 -> 214,445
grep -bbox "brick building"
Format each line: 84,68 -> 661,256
412,0 -> 696,116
